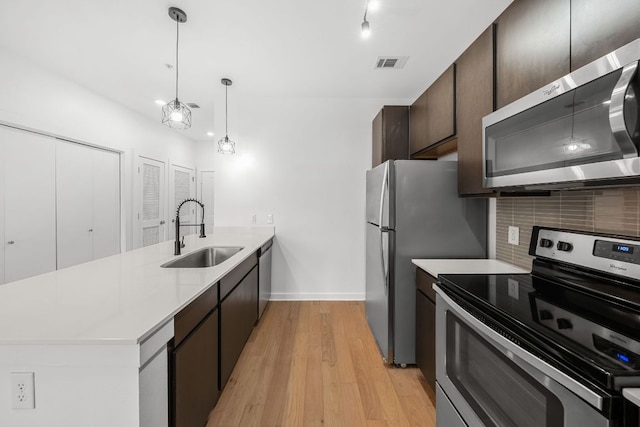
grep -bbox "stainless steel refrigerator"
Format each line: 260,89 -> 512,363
366,160 -> 486,365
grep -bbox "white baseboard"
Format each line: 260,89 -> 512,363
270,292 -> 365,301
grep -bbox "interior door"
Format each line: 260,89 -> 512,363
198,171 -> 215,235
4,128 -> 56,283
56,141 -> 93,269
169,164 -> 195,240
138,157 -> 166,248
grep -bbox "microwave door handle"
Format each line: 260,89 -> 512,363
609,61 -> 639,158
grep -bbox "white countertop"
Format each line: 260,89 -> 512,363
412,259 -> 529,277
0,226 -> 274,345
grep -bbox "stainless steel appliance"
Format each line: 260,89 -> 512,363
258,239 -> 272,319
365,160 -> 486,366
483,39 -> 640,190
435,226 -> 640,426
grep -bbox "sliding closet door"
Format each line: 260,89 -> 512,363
91,147 -> 120,260
57,141 -> 120,269
3,128 -> 56,283
56,142 -> 93,269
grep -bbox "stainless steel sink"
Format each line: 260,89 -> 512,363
161,246 -> 243,268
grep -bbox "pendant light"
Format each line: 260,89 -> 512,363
162,7 -> 192,130
218,78 -> 236,155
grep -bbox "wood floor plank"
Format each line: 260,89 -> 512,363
207,301 -> 436,427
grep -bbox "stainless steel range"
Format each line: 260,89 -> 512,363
434,226 -> 640,426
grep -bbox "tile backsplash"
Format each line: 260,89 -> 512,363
496,187 -> 640,269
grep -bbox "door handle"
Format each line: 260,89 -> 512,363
380,230 -> 388,291
160,220 -> 166,225
88,229 -> 94,232
7,240 -> 15,245
378,162 -> 389,229
609,61 -> 639,157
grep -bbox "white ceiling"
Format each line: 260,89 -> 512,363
0,0 -> 512,140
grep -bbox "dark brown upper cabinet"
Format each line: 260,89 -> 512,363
372,106 -> 409,168
410,64 -> 456,156
456,26 -> 495,196
571,0 -> 640,71
495,0 -> 570,109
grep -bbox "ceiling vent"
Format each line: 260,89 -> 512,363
375,56 -> 409,69
186,103 -> 200,109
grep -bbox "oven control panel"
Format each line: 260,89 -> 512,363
593,240 -> 640,265
535,298 -> 640,369
530,226 -> 640,282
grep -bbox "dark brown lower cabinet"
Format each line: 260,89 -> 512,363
220,266 -> 259,388
416,289 -> 436,390
171,308 -> 219,427
415,268 -> 437,393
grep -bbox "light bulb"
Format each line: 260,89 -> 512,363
361,21 -> 371,38
170,110 -> 183,122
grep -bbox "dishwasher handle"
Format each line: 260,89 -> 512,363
259,239 -> 273,257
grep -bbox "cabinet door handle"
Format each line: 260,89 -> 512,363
160,220 -> 166,225
89,229 -> 94,232
7,241 -> 15,245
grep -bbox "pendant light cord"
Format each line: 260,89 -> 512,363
175,19 -> 180,101
225,84 -> 228,137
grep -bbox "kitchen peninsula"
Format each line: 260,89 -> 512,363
0,226 -> 274,427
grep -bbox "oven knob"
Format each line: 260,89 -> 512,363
557,318 -> 573,330
539,310 -> 553,320
556,241 -> 573,252
540,238 -> 554,248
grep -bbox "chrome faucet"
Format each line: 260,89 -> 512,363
174,198 -> 206,255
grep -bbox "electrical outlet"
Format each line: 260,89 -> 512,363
508,226 -> 520,245
267,214 -> 273,224
11,372 -> 35,409
250,214 -> 256,224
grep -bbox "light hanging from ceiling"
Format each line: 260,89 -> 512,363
218,78 -> 236,155
162,7 -> 192,130
361,0 -> 371,38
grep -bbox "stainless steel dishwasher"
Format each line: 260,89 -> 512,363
258,239 -> 273,319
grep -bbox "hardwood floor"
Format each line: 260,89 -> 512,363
207,301 -> 436,427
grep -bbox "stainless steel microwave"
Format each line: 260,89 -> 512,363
483,39 -> 640,190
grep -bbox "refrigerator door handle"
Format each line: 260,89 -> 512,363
380,230 -> 388,291
378,162 -> 389,229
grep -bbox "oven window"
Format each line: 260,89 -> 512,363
446,312 -> 564,426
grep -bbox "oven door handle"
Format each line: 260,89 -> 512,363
434,285 -> 605,411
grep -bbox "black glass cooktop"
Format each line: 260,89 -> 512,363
438,271 -> 640,393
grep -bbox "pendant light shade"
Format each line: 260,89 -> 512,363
162,99 -> 192,129
218,78 -> 236,155
162,7 -> 191,130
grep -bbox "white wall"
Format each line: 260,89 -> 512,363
0,48 -> 197,251
196,96 -> 411,300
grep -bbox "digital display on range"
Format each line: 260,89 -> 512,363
613,244 -> 634,254
617,353 -> 631,364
